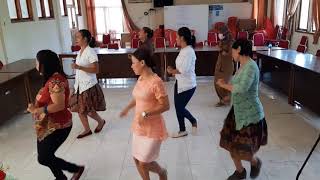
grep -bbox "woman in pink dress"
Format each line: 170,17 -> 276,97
120,48 -> 169,180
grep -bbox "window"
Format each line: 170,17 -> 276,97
95,0 -> 126,41
298,0 -> 310,30
66,0 -> 81,16
60,0 -> 67,16
36,0 -> 54,19
297,0 -> 316,33
274,0 -> 286,26
7,0 -> 33,22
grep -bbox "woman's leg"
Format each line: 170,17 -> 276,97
146,161 -> 167,180
134,158 -> 147,180
87,111 -> 105,131
177,88 -> 197,126
37,127 -> 81,179
78,112 -> 91,134
174,82 -> 186,132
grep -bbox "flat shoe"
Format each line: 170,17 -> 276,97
94,120 -> 106,133
77,131 -> 92,139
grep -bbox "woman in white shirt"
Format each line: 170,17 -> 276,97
167,27 -> 198,138
71,29 -> 106,139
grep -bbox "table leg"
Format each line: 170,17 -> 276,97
288,65 -> 295,105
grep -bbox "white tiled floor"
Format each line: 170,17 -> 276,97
1,78 -> 320,180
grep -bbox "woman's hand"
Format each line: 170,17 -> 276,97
119,108 -> 130,118
27,104 -> 43,114
71,63 -> 81,70
167,66 -> 174,74
216,79 -> 225,87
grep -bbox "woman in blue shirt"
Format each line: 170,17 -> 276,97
217,39 -> 268,180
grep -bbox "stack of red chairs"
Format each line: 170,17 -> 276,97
204,32 -> 218,46
155,37 -> 165,48
228,16 -> 238,39
100,34 -> 111,48
131,38 -> 141,48
296,36 -> 308,53
252,33 -> 265,46
0,60 -> 3,69
213,22 -> 226,33
316,50 -> 320,57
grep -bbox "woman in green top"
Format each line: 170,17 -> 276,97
217,39 -> 268,180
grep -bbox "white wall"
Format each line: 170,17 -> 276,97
125,0 -> 245,29
0,0 -> 87,64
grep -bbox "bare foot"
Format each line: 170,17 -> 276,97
159,168 -> 168,180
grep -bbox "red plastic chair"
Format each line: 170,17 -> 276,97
280,27 -> 288,40
237,31 -> 249,40
195,42 -> 204,47
299,36 -> 308,46
71,45 -> 81,52
228,16 -> 238,39
316,50 -> 320,57
99,34 -> 111,48
155,37 -> 165,48
0,60 -> 3,69
131,38 -> 141,48
252,33 -> 265,46
169,31 -> 177,48
108,43 -> 119,49
204,32 -> 218,46
214,22 -> 226,33
297,45 -> 307,53
278,40 -> 290,49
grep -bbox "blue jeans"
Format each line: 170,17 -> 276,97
174,82 -> 197,132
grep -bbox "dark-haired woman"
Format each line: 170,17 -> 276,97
71,29 -> 106,139
28,50 -> 84,180
214,25 -> 234,107
167,27 -> 198,138
139,27 -> 154,56
217,39 -> 268,180
120,48 -> 169,180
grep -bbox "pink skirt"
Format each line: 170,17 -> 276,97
132,133 -> 162,163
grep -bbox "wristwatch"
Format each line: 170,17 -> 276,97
142,111 -> 148,118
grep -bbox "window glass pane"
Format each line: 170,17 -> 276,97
66,0 -> 73,5
68,8 -> 72,28
299,0 -> 310,30
44,0 -> 50,17
36,0 -> 42,17
71,8 -> 77,27
20,0 -> 30,18
95,0 -> 121,7
95,8 -> 106,34
313,22 -> 316,31
60,0 -> 66,15
275,0 -> 285,26
75,0 -> 79,14
107,8 -> 124,33
7,0 -> 18,19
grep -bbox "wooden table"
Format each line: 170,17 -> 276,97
58,46 -> 286,80
0,73 -> 28,124
257,50 -> 320,114
0,59 -> 42,103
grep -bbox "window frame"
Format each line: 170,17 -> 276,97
37,0 -> 55,20
296,0 -> 316,34
9,0 -> 34,23
75,0 -> 82,16
60,0 -> 68,16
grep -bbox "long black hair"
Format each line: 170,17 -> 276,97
178,27 -> 196,48
132,48 -> 156,72
79,29 -> 96,48
36,50 -> 66,85
142,27 -> 154,39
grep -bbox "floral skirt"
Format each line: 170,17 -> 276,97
76,84 -> 106,114
220,107 -> 268,160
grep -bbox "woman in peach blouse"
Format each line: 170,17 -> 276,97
120,48 -> 169,180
